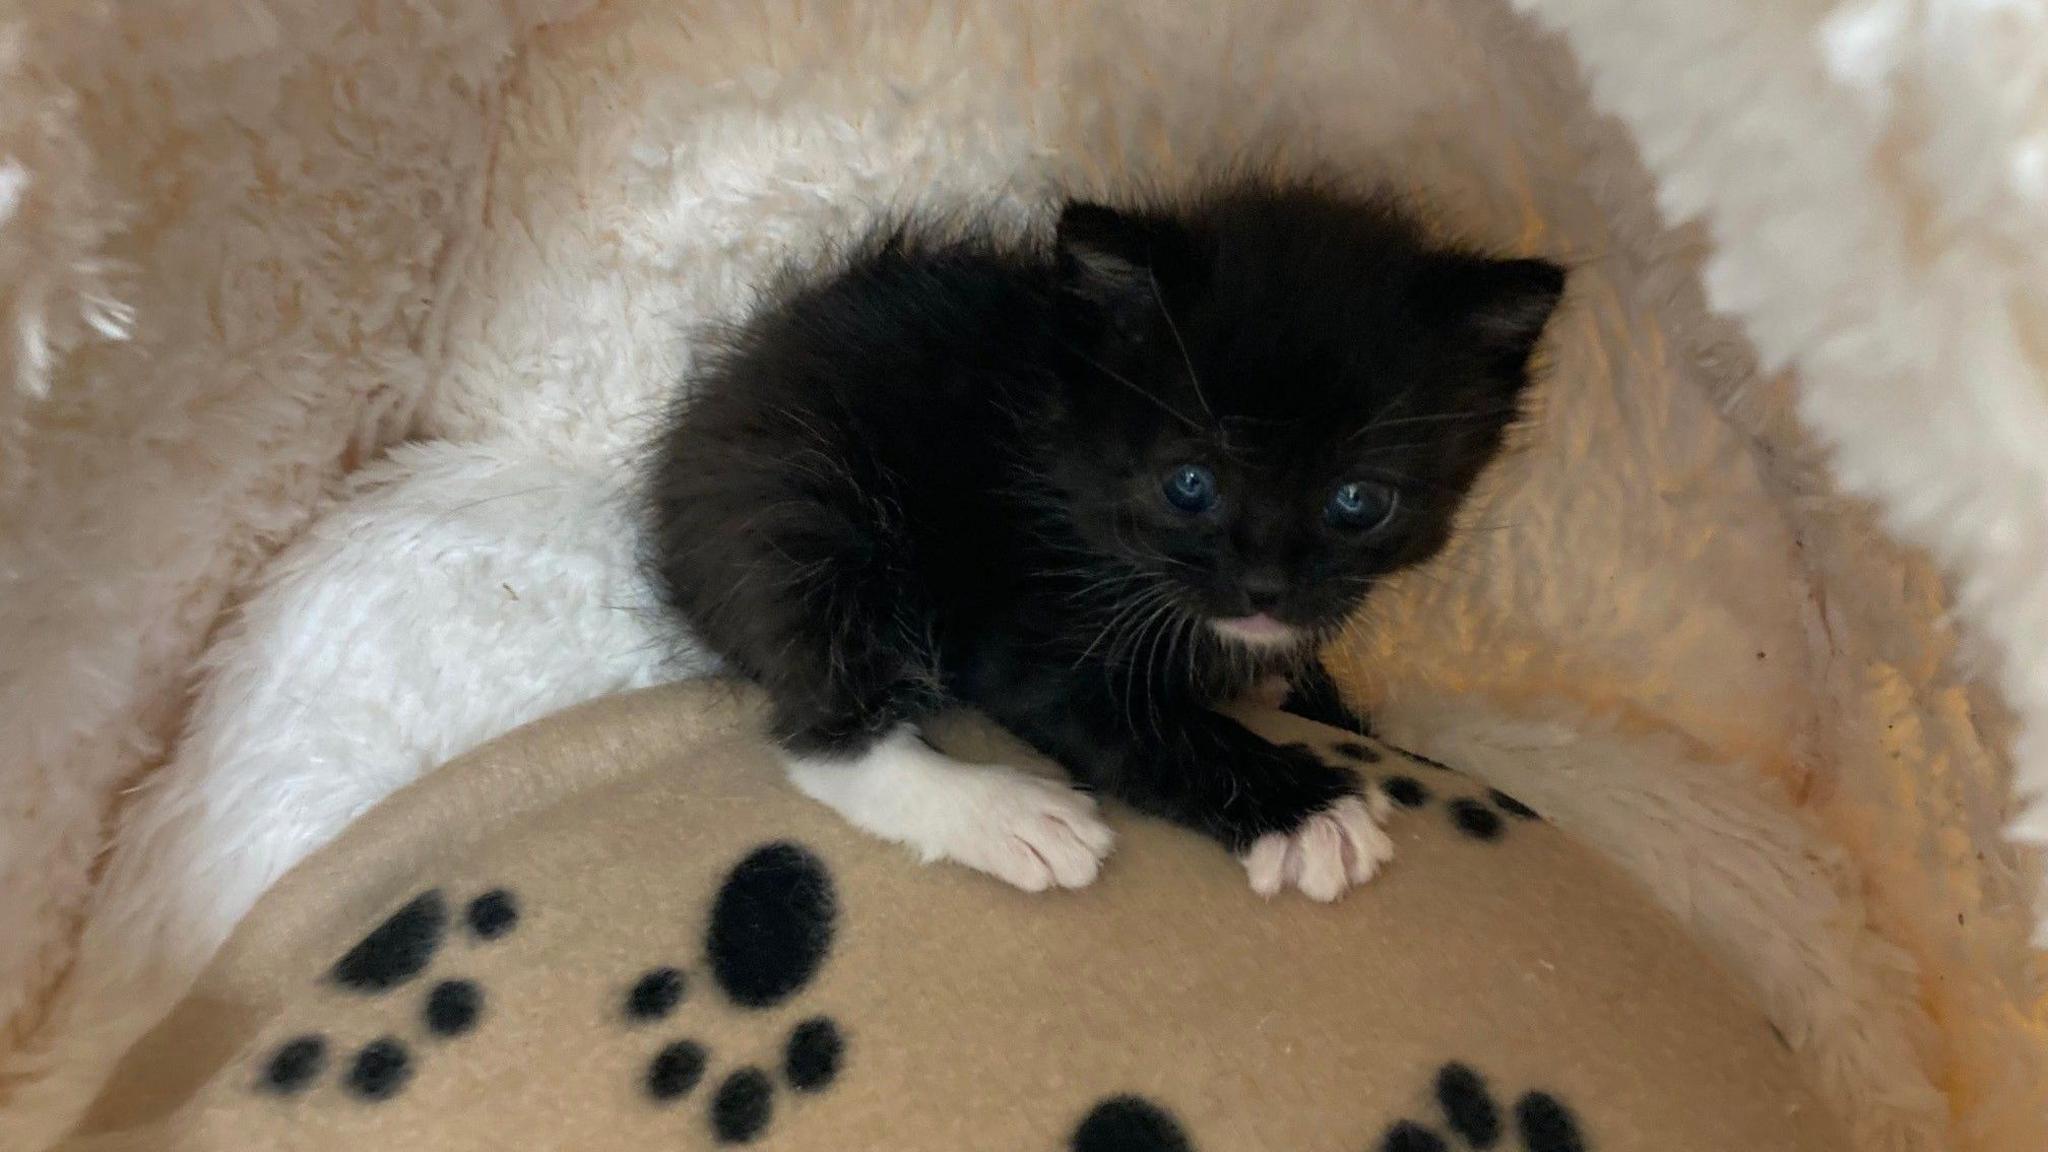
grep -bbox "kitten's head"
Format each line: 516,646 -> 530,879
1042,184 -> 1565,654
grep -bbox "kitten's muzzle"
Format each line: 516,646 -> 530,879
1240,570 -> 1288,615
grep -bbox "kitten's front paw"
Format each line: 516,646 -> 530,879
786,732 -> 1114,894
937,768 -> 1117,893
1241,795 -> 1393,902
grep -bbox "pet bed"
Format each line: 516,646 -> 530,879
0,3 -> 2042,1152
54,684 -> 1849,1152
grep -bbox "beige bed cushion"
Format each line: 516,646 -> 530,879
63,682 -> 1847,1151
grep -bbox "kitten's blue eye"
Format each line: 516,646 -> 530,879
1162,464 -> 1218,513
1326,480 -> 1397,531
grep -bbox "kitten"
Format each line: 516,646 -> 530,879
650,181 -> 1564,900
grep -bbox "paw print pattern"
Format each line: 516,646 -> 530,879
628,967 -> 689,1022
647,1038 -> 708,1101
782,1017 -> 846,1092
260,1036 -> 327,1094
1069,1063 -> 1589,1152
466,888 -> 520,939
1376,1063 -> 1588,1152
254,841 -> 846,1145
345,1038 -> 412,1101
423,979 -> 484,1037
258,887 -> 516,1100
630,841 -> 847,1145
1330,740 -> 1383,765
1071,1096 -> 1195,1151
705,842 -> 835,1008
326,889 -> 446,993
252,803 -> 1582,1152
1328,741 -> 1544,844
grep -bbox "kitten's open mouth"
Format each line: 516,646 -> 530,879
1210,613 -> 1306,649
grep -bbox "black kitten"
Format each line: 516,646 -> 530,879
651,181 -> 1563,899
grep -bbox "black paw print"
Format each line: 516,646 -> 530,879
1071,1096 -> 1194,1151
1376,1062 -> 1587,1152
627,841 -> 846,1145
1327,741 -> 1543,844
257,886 -> 519,1100
1066,1063 -> 1588,1152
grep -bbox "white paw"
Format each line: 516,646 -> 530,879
785,727 -> 1114,893
935,769 -> 1117,892
1241,795 -> 1394,901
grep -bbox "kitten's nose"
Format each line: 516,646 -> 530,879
1242,572 -> 1288,613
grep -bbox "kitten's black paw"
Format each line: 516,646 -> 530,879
1276,658 -> 1374,737
1277,685 -> 1374,738
1228,741 -> 1362,830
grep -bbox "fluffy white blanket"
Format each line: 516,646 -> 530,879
0,2 -> 2041,1149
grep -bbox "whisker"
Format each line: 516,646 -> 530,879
1149,269 -> 1216,429
1346,407 -> 1524,443
1080,584 -> 1173,668
1139,596 -> 1179,741
1055,335 -> 1204,431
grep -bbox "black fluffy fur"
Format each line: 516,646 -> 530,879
649,181 -> 1564,854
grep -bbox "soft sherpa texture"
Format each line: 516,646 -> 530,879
0,0 -> 596,1075
0,3 -> 129,490
0,2 -> 2040,1152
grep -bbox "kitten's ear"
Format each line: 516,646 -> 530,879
1413,255 -> 1568,372
1055,201 -> 1195,306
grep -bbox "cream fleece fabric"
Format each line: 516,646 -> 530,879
57,684 -> 1853,1152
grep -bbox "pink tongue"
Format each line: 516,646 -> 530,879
1223,613 -> 1287,636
